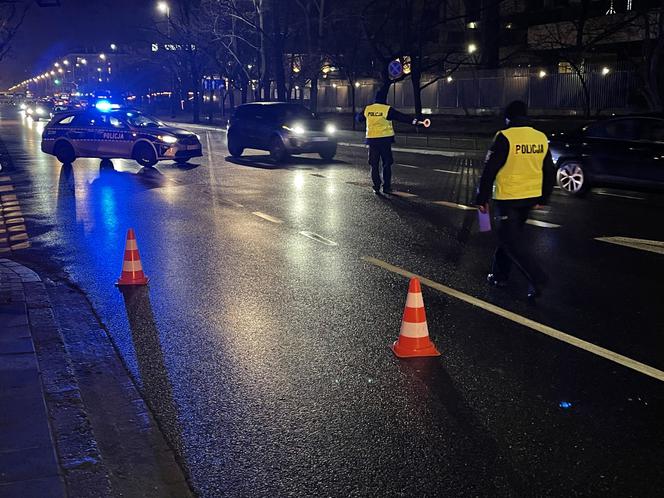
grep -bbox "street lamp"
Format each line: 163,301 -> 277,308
157,1 -> 169,14
601,66 -> 610,76
110,43 -> 117,51
467,43 -> 478,54
99,53 -> 106,61
538,70 -> 547,78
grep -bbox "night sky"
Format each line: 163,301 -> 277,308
0,0 -> 155,89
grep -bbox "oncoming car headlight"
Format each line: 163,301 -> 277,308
325,123 -> 337,135
283,123 -> 305,135
158,135 -> 178,144
36,107 -> 45,115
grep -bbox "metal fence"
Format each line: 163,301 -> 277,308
311,69 -> 640,115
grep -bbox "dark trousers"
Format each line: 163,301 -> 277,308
368,140 -> 393,190
491,200 -> 547,287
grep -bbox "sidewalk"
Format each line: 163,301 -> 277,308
0,259 -> 69,497
0,258 -> 193,497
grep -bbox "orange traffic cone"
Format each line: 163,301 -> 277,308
116,228 -> 149,286
390,278 -> 440,358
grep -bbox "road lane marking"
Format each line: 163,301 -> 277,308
526,219 -> 560,228
220,197 -> 244,208
0,176 -> 10,182
338,142 -> 465,157
252,211 -> 283,224
0,185 -> 14,193
396,163 -> 420,169
596,236 -> 664,255
433,200 -> 475,210
299,231 -> 338,246
595,191 -> 644,200
433,169 -> 461,175
362,256 -> 664,383
391,191 -> 417,198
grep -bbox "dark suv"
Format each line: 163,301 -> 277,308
227,102 -> 338,162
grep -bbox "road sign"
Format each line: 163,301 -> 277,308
388,60 -> 403,80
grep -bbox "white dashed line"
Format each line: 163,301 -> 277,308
596,236 -> 664,255
396,163 -> 420,169
337,142 -> 465,157
299,231 -> 338,246
363,256 -> 664,384
525,219 -> 561,228
252,211 -> 283,224
595,191 -> 644,200
433,169 -> 461,175
390,191 -> 418,198
432,200 -> 475,210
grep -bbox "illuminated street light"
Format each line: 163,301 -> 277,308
602,66 -> 610,76
99,53 -> 106,60
63,59 -> 69,65
355,81 -> 360,88
110,43 -> 117,50
80,58 -> 87,65
467,43 -> 478,54
50,70 -> 55,76
446,75 -> 453,83
58,68 -> 63,74
54,62 -> 60,67
157,1 -> 169,14
538,70 -> 547,78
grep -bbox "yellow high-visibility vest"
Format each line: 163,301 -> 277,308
364,103 -> 395,139
494,127 -> 549,200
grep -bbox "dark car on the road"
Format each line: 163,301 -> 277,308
227,102 -> 338,162
549,116 -> 664,195
41,107 -> 202,167
25,100 -> 54,121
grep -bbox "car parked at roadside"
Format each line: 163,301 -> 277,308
227,102 -> 338,162
548,116 -> 664,195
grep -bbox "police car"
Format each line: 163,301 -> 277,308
41,105 -> 203,166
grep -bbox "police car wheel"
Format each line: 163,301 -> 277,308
269,136 -> 288,163
133,143 -> 157,167
54,142 -> 76,164
557,161 -> 588,196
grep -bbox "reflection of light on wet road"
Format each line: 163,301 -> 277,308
293,171 -> 305,191
100,186 -> 118,232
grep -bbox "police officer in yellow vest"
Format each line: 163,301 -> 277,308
476,100 -> 555,301
358,90 -> 421,194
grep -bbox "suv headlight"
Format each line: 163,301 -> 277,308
159,135 -> 178,144
283,123 -> 305,135
325,123 -> 337,135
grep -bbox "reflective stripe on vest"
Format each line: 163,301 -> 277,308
364,103 -> 395,139
494,127 -> 549,200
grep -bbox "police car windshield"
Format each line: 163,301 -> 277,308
122,112 -> 164,128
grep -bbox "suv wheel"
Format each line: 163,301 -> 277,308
133,143 -> 157,167
318,144 -> 337,161
556,161 -> 588,196
227,133 -> 244,157
269,136 -> 288,163
54,141 -> 76,164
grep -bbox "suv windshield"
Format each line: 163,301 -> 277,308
275,105 -> 314,122
121,112 -> 164,128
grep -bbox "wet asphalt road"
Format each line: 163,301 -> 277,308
2,109 -> 664,497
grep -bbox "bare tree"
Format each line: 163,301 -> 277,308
0,0 -> 31,62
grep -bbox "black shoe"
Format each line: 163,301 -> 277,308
486,274 -> 507,288
527,284 -> 542,301
382,187 -> 393,194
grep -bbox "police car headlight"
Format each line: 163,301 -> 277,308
159,135 -> 178,144
325,123 -> 337,135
